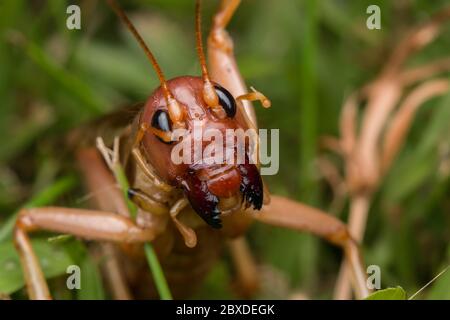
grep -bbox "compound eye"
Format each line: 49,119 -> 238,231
214,85 -> 236,118
151,109 -> 172,144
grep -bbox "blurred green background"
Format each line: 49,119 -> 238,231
0,0 -> 449,299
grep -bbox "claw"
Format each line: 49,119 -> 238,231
239,162 -> 263,210
181,171 -> 222,228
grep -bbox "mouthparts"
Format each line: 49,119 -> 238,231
180,162 -> 263,229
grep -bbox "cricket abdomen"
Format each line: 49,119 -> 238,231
120,224 -> 223,299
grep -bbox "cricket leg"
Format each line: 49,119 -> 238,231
14,147 -> 155,300
77,147 -> 134,300
334,195 -> 371,300
251,195 -> 370,299
207,0 -> 258,128
227,236 -> 259,297
131,147 -> 173,193
14,207 -> 157,300
207,0 -> 270,169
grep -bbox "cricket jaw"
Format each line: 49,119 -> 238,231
180,171 -> 222,228
180,163 -> 263,229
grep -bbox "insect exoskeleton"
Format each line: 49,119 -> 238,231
138,76 -> 263,229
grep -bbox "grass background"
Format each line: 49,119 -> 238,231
0,0 -> 449,299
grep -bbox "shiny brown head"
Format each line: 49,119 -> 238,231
140,76 -> 263,228
108,0 -> 263,228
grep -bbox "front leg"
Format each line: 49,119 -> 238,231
208,1 -> 369,299
15,147 -> 159,300
251,196 -> 370,299
14,207 -> 157,300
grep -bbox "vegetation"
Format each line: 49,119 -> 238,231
0,0 -> 449,299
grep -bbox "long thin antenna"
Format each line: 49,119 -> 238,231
107,0 -> 172,102
195,0 -> 222,117
195,0 -> 209,82
107,0 -> 185,128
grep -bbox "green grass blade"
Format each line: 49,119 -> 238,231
77,255 -> 106,300
112,163 -> 137,220
298,0 -> 319,205
0,239 -> 74,294
111,161 -> 172,300
144,243 -> 172,300
23,39 -> 108,115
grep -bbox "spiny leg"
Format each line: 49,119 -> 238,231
250,195 -> 370,299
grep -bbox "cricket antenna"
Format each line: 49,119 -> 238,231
195,0 -> 223,117
107,0 -> 184,127
195,0 -> 210,83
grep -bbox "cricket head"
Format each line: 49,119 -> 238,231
108,0 -> 265,229
139,76 -> 263,229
